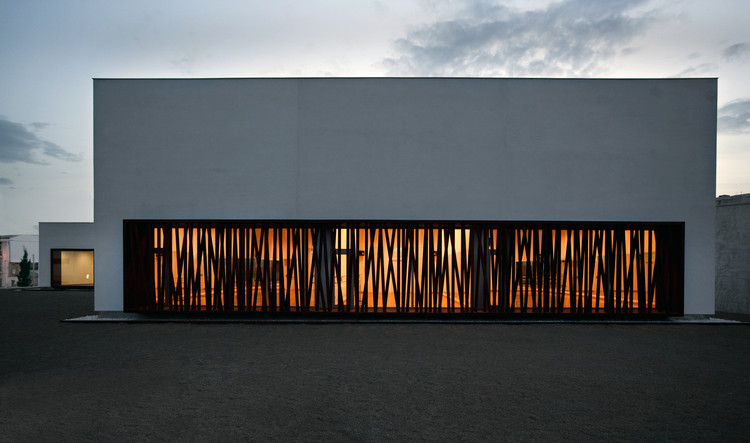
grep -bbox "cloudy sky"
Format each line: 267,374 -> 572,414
1,0 -> 749,234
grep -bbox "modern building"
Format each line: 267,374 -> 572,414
39,78 -> 717,317
0,234 -> 39,287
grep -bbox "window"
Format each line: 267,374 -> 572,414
124,220 -> 684,315
51,249 -> 94,288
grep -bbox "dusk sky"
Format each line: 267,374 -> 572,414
1,0 -> 749,234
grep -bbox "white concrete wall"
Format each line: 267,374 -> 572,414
91,78 -> 716,313
38,222 -> 94,287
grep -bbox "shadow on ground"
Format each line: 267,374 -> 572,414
1,289 -> 748,441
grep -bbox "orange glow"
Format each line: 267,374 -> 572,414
150,226 -> 657,313
53,250 -> 94,287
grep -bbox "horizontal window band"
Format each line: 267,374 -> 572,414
123,220 -> 684,316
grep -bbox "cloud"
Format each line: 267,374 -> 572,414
382,0 -> 659,77
0,177 -> 13,185
718,99 -> 750,134
30,122 -> 50,131
171,52 -> 208,74
674,62 -> 717,77
0,118 -> 81,164
722,42 -> 748,61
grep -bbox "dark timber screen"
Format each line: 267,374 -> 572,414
124,220 -> 684,316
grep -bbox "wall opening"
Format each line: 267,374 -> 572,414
124,221 -> 684,316
52,249 -> 94,288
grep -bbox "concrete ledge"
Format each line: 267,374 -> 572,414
65,313 -> 743,324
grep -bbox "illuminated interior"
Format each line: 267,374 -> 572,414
124,221 -> 683,315
51,249 -> 94,287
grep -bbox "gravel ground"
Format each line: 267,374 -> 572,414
1,289 -> 749,442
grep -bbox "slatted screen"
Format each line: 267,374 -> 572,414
124,221 -> 683,316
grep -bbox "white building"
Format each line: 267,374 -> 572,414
0,234 -> 38,287
40,78 -> 717,316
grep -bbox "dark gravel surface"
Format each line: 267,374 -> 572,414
1,289 -> 749,442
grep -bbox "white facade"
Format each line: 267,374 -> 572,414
38,222 -> 94,287
41,78 -> 717,314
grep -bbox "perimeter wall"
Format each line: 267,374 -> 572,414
716,194 -> 750,314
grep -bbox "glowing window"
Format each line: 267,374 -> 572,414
51,249 -> 94,288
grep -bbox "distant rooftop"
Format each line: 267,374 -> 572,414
717,193 -> 750,206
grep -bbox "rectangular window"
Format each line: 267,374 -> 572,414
51,249 -> 94,288
124,221 -> 684,316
